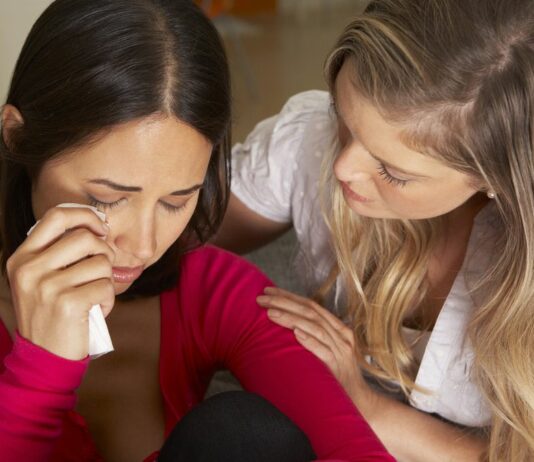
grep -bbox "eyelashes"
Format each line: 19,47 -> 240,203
377,164 -> 409,187
88,197 -> 124,210
88,196 -> 187,214
159,201 -> 187,214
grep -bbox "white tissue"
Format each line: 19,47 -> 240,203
27,203 -> 114,358
86,304 -> 114,358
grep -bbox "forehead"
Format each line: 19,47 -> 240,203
333,61 -> 392,133
334,61 -> 455,176
44,115 -> 213,189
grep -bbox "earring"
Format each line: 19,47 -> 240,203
487,191 -> 496,199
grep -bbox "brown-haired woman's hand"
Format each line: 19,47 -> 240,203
256,286 -> 380,419
6,207 -> 116,360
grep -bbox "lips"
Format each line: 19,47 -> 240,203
340,182 -> 372,203
112,266 -> 144,284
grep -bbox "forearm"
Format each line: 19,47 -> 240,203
212,193 -> 291,254
0,333 -> 87,460
355,388 -> 487,462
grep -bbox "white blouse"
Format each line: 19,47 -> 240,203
232,90 -> 498,427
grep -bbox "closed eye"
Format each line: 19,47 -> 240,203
377,164 -> 409,187
159,201 -> 188,213
88,197 -> 125,210
87,195 -> 188,213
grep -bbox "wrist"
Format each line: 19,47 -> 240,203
7,332 -> 89,391
349,379 -> 383,426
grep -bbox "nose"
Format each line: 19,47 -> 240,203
334,140 -> 374,184
113,209 -> 157,262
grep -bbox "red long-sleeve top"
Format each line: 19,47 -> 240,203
0,246 -> 393,461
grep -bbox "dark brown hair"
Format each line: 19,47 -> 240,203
0,0 -> 231,297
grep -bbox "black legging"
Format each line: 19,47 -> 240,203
158,391 -> 316,462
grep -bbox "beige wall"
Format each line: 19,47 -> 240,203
0,0 -> 52,101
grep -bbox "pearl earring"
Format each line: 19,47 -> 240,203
487,191 -> 496,199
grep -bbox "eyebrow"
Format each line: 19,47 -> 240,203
86,178 -> 203,195
331,91 -> 429,179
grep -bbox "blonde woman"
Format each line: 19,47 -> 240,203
216,0 -> 534,460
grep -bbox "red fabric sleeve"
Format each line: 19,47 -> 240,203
0,332 -> 88,461
177,247 -> 394,461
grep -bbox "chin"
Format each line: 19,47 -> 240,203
112,281 -> 132,295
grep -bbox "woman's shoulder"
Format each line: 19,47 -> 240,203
181,244 -> 255,267
272,90 -> 335,141
161,246 -> 272,326
231,91 -> 337,222
178,245 -> 271,288
239,90 -> 334,149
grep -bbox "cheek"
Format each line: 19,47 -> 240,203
372,181 -> 415,212
156,198 -> 200,252
378,181 -> 478,219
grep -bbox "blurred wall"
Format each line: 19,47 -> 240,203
0,0 -> 53,101
278,0 -> 356,18
230,0 -> 276,15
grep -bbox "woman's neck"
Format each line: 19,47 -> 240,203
0,275 -> 16,338
443,192 -> 490,233
405,193 -> 491,331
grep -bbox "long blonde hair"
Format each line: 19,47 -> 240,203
321,0 -> 534,460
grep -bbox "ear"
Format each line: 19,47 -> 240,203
1,104 -> 24,148
467,175 -> 488,193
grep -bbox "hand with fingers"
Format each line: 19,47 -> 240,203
6,206 -> 116,361
256,286 -> 378,415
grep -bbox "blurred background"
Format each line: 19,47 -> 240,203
203,0 -> 368,141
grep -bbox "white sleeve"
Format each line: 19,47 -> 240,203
231,91 -> 329,224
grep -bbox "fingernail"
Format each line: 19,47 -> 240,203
102,223 -> 110,234
268,309 -> 281,318
263,287 -> 277,294
256,295 -> 269,305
